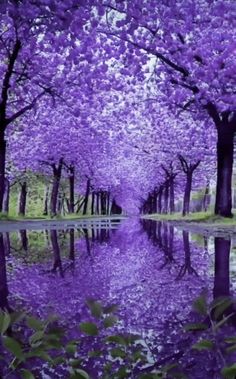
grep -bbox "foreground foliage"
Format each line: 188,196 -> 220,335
1,296 -> 236,378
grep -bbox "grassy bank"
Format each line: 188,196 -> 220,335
142,211 -> 236,225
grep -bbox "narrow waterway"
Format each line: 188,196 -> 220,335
1,217 -> 236,378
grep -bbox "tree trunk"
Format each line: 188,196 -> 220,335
202,180 -> 210,212
107,192 -> 110,215
96,192 -> 100,215
43,184 -> 50,215
83,179 -> 90,215
3,178 -> 10,214
0,137 -> 6,213
91,192 -> 95,215
50,160 -> 63,217
169,177 -> 175,213
101,191 -> 106,215
215,126 -> 234,217
182,171 -> 193,216
0,233 -> 10,311
158,187 -> 163,214
69,165 -> 74,213
163,184 -> 169,214
18,182 -> 27,216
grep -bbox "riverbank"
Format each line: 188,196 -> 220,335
0,215 -> 127,232
142,212 -> 236,237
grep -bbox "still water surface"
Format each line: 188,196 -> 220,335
1,217 -> 236,378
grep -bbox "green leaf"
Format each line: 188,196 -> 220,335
74,369 -> 90,379
88,350 -> 103,357
192,295 -> 208,316
226,344 -> 236,353
66,342 -> 78,354
212,298 -> 233,319
192,339 -> 214,350
139,374 -> 163,379
116,366 -> 129,378
103,315 -> 118,328
69,358 -> 83,368
80,322 -> 98,336
27,317 -> 44,331
26,350 -> 53,363
86,300 -> 103,319
70,369 -> 90,379
214,313 -> 234,330
105,335 -> 126,345
225,337 -> 236,343
103,304 -> 118,314
222,364 -> 236,379
184,323 -> 208,331
3,336 -> 24,360
0,312 -> 11,335
110,347 -> 126,359
20,369 -> 36,379
29,330 -> 44,347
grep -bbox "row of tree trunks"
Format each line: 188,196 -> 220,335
91,190 -> 112,215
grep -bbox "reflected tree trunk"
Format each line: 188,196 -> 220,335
69,229 -> 75,261
83,228 -> 91,256
0,233 -> 11,311
20,230 -> 28,252
213,237 -> 230,299
50,230 -> 63,276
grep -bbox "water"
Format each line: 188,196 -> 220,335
1,217 -> 236,378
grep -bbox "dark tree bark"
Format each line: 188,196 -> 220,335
169,177 -> 175,214
68,165 -> 75,213
158,186 -> 163,214
76,197 -> 85,214
96,192 -> 100,215
182,171 -> 193,217
178,155 -> 200,216
83,178 -> 90,215
50,159 -> 63,217
215,125 -> 234,217
213,237 -> 230,299
163,183 -> 169,214
3,177 -> 10,214
91,192 -> 95,215
3,232 -> 10,256
111,199 -> 122,214
107,192 -> 110,215
101,191 -> 107,215
18,181 -> 27,216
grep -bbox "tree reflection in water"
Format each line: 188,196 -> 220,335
0,219 -> 236,377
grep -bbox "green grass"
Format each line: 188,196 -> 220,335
143,211 -> 236,225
